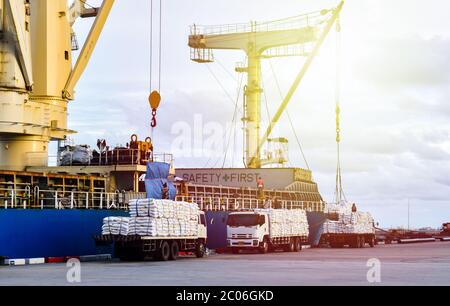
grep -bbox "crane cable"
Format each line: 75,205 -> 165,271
158,0 -> 162,92
268,59 -> 310,170
260,70 -> 272,158
149,0 -> 153,92
149,0 -> 162,92
205,64 -> 243,114
222,73 -> 244,168
149,0 -> 162,135
202,58 -> 245,168
335,16 -> 347,204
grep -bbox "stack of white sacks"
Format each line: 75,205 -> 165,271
102,199 -> 199,237
323,203 -> 375,234
102,217 -> 130,236
255,209 -> 309,237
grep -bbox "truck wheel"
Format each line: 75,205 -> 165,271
350,237 -> 359,248
259,240 -> 269,254
369,236 -> 375,248
356,236 -> 362,248
294,239 -> 302,252
169,241 -> 179,261
195,241 -> 206,258
284,239 -> 295,252
157,241 -> 171,261
359,236 -> 365,248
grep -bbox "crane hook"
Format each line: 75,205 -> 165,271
151,109 -> 158,128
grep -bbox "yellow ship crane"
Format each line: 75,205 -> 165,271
0,0 -> 114,171
189,1 -> 344,168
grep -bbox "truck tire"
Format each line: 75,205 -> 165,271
356,236 -> 362,248
350,237 -> 359,248
284,239 -> 295,252
195,241 -> 206,258
359,236 -> 365,248
169,241 -> 179,261
369,236 -> 375,248
294,238 -> 302,252
259,240 -> 269,254
156,241 -> 171,261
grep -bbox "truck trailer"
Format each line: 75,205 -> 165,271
320,204 -> 376,248
96,232 -> 207,262
95,200 -> 208,261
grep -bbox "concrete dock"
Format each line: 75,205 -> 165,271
1,241 -> 449,286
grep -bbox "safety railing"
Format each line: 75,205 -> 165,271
0,189 -> 324,212
175,196 -> 325,212
153,153 -> 174,165
190,48 -> 214,63
52,150 -> 173,167
0,188 -> 129,210
262,44 -> 311,58
190,10 -> 326,36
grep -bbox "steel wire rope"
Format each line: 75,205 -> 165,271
222,72 -> 244,168
268,59 -> 310,170
334,17 -> 347,204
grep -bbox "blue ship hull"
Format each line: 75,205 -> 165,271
0,210 -> 128,259
0,210 -> 326,259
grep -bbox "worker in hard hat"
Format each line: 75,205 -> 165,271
162,182 -> 170,200
257,177 -> 265,200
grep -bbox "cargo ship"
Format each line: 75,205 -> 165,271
0,133 -> 325,258
0,1 -> 342,259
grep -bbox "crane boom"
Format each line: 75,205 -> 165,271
189,2 -> 344,168
189,28 -> 317,52
6,0 -> 33,89
64,0 -> 115,100
249,1 -> 344,168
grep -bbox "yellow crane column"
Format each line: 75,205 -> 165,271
245,50 -> 262,168
0,0 -> 114,171
0,0 -> 38,171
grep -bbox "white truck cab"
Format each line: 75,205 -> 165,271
227,211 -> 270,253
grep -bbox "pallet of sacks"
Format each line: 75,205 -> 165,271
102,199 -> 199,237
323,210 -> 375,235
102,217 -> 130,236
127,199 -> 199,237
255,209 -> 309,238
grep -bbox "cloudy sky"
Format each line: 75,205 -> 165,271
67,0 -> 450,228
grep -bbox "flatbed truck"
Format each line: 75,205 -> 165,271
94,212 -> 207,261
